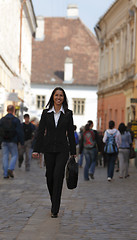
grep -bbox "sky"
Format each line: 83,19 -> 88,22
32,0 -> 115,34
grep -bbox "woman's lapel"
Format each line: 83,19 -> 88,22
47,111 -> 55,128
57,111 -> 69,128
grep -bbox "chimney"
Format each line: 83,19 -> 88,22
67,5 -> 79,18
35,16 -> 45,41
64,58 -> 73,83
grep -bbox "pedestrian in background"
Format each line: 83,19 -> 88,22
18,114 -> 35,171
79,122 -> 98,181
127,122 -> 134,142
87,120 -> 100,179
73,125 -> 79,157
118,123 -> 132,179
0,105 -> 24,178
97,131 -> 105,167
103,120 -> 121,182
78,126 -> 84,167
31,120 -> 44,168
32,87 -> 76,218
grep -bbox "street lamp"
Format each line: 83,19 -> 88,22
19,0 -> 27,74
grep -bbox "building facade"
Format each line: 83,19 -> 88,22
30,6 -> 99,131
0,0 -> 37,119
95,0 -> 137,131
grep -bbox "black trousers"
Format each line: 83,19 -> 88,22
44,151 -> 69,214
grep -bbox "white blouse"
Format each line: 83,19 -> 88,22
47,106 -> 65,127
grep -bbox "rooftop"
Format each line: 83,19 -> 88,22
31,17 -> 99,86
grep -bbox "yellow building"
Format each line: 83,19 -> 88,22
95,0 -> 137,131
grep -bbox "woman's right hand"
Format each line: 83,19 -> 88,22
32,152 -> 40,159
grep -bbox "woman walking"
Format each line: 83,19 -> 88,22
118,123 -> 132,179
32,87 -> 76,218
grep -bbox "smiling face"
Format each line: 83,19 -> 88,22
53,90 -> 64,107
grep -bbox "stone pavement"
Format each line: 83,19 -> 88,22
0,151 -> 137,240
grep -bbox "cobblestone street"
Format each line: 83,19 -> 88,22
0,151 -> 137,240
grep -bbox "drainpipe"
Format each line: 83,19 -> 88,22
133,9 -> 136,61
133,9 -> 136,120
19,0 -> 26,74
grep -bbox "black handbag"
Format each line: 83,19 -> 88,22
66,156 -> 78,189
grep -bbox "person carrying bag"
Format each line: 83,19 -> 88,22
32,87 -> 76,218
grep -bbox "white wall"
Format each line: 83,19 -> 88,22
0,0 -> 20,75
0,0 -> 36,115
30,84 -> 98,131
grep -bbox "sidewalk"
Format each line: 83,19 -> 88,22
0,151 -> 137,240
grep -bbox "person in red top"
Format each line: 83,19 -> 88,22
79,122 -> 99,181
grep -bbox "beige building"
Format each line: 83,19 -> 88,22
95,0 -> 137,131
0,0 -> 37,118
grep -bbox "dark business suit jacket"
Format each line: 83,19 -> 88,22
33,109 -> 76,155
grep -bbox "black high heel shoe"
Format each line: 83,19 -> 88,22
51,213 -> 58,218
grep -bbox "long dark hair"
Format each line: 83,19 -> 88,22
46,87 -> 68,112
118,122 -> 126,135
84,123 -> 90,132
109,120 -> 115,129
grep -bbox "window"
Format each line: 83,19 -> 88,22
116,39 -> 120,72
121,109 -> 124,122
104,113 -> 107,130
105,48 -> 109,76
109,109 -> 112,120
127,107 -> 131,123
99,116 -> 102,130
130,28 -> 134,62
114,109 -> 118,127
110,45 -> 114,74
124,29 -> 127,65
100,49 -> 104,78
73,98 -> 85,115
36,95 -> 46,109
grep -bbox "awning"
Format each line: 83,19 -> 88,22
7,92 -> 19,102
